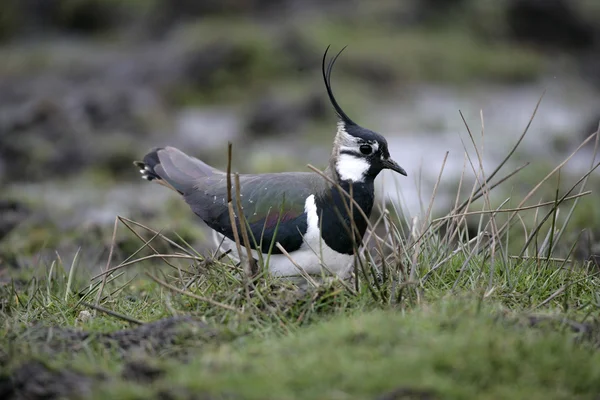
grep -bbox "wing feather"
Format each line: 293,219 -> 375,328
183,172 -> 317,253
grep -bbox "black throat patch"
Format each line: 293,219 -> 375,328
315,180 -> 375,255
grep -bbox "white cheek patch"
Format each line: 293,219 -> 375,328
336,154 -> 370,182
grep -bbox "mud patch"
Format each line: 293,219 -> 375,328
18,316 -> 214,357
0,360 -> 101,400
1,359 -> 191,400
2,316 -> 215,399
99,315 -> 214,354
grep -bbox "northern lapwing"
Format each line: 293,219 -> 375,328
134,46 -> 407,277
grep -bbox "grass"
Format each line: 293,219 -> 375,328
90,304 -> 600,400
2,261 -> 599,399
2,108 -> 600,399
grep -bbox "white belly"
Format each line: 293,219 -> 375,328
211,194 -> 354,278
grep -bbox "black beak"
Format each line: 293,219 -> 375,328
382,158 -> 407,176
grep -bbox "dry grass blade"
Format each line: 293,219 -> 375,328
423,151 -> 449,231
411,151 -> 449,285
226,142 -> 233,203
509,256 -> 573,263
75,271 -> 126,308
92,212 -> 207,307
452,92 -> 544,216
64,247 -> 81,302
146,272 -> 242,314
275,243 -> 319,287
424,162 -> 531,253
421,234 -> 484,283
94,216 -> 120,307
442,152 -> 468,248
117,216 -> 194,256
459,110 -> 501,278
90,254 -> 203,281
224,143 -> 247,276
518,159 -> 600,256
432,191 -> 591,222
551,125 -> 599,251
536,286 -> 566,309
117,218 -> 180,271
81,301 -> 144,325
235,172 -> 258,277
509,132 -> 598,223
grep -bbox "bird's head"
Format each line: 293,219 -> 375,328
323,46 -> 407,183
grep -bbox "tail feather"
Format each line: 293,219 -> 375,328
134,148 -> 163,182
134,147 -> 217,194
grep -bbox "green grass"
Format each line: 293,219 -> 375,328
157,305 -> 600,400
2,263 -> 599,399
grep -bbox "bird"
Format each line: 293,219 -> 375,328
134,46 -> 407,278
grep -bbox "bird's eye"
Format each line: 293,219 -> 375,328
359,144 -> 372,155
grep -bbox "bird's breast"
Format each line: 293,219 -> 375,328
315,181 -> 375,254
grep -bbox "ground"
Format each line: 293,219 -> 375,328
1,208 -> 600,399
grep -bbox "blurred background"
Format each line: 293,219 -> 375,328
0,0 -> 599,270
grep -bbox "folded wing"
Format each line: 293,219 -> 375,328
143,147 -> 319,253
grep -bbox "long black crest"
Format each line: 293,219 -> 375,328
322,45 -> 356,126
